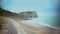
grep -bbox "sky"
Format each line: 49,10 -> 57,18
2,0 -> 58,17
1,0 -> 59,28
2,0 -> 58,13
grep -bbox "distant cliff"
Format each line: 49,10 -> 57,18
19,11 -> 38,19
0,7 -> 38,20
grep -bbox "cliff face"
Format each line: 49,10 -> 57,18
0,7 -> 38,20
19,11 -> 38,18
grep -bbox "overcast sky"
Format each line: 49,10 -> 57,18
1,0 -> 58,17
2,0 -> 57,12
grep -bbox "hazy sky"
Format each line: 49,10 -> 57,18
2,0 -> 58,17
2,0 -> 57,12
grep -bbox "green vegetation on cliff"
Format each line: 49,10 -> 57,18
0,7 -> 18,17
